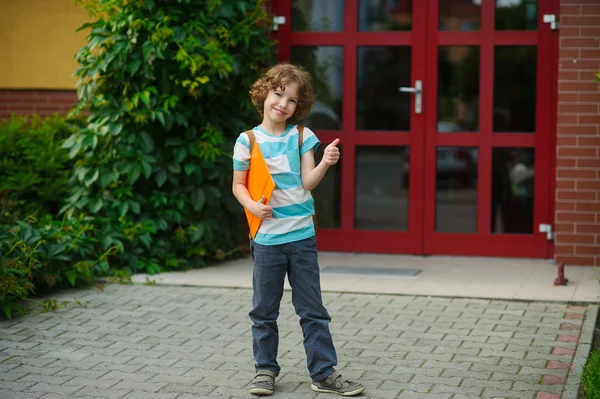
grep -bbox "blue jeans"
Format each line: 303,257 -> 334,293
249,236 -> 337,382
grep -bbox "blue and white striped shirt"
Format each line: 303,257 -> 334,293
233,124 -> 320,245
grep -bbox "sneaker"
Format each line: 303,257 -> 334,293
249,369 -> 276,396
311,371 -> 365,396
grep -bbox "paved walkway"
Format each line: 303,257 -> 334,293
0,282 -> 598,399
131,253 -> 600,302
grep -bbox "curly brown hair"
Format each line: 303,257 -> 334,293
249,63 -> 315,123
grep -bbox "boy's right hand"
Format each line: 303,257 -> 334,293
253,196 -> 273,220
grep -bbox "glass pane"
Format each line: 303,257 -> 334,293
491,148 -> 535,234
357,46 -> 411,131
439,1 -> 481,31
292,0 -> 344,32
358,0 -> 413,31
355,146 -> 409,231
496,0 -> 538,30
435,147 -> 478,233
438,46 -> 480,133
494,46 -> 537,132
291,46 -> 343,130
313,145 -> 342,229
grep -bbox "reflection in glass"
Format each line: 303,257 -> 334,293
438,46 -> 480,133
291,46 -> 343,130
494,46 -> 536,132
357,47 -> 411,131
358,0 -> 412,31
491,148 -> 535,234
496,0 -> 538,30
439,0 -> 481,31
435,147 -> 478,233
292,0 -> 344,32
355,146 -> 409,230
313,145 -> 342,229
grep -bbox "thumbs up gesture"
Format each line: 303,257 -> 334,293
323,138 -> 340,166
253,196 -> 273,221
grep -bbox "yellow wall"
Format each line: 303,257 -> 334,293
0,0 -> 89,89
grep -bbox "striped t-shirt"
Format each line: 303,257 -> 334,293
233,124 -> 320,246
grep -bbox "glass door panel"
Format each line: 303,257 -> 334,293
356,46 -> 412,131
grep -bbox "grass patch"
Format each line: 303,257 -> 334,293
580,307 -> 600,399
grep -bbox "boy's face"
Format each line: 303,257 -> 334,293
263,81 -> 299,124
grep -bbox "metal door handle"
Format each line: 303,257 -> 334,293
398,80 -> 422,114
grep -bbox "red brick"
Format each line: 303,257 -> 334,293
556,180 -> 576,190
557,334 -> 578,342
560,49 -> 580,59
576,246 -> 600,255
561,16 -> 600,28
558,125 -> 598,135
556,203 -> 576,212
556,255 -> 596,266
560,27 -> 581,37
581,4 -> 600,14
560,4 -> 581,15
577,181 -> 600,191
557,169 -> 597,179
555,245 -> 575,255
558,70 -> 579,81
579,115 -> 600,124
561,60 -> 600,71
579,137 -> 600,147
561,323 -> 582,330
557,114 -> 578,123
565,312 -> 586,320
557,93 -> 579,103
582,27 -> 600,37
568,305 -> 588,311
559,81 -> 600,92
556,191 -> 596,201
557,137 -> 577,146
580,49 -> 600,59
548,360 -> 572,369
542,375 -> 566,385
556,213 -> 596,223
556,158 -> 577,167
578,159 -> 600,168
577,223 -> 600,233
557,234 -> 596,244
579,92 -> 600,102
557,148 -> 597,158
552,347 -> 576,355
536,392 -> 560,399
555,223 -> 576,233
561,37 -> 599,48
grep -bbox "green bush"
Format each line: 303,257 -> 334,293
0,115 -> 77,223
63,0 -> 275,273
0,215 -> 105,319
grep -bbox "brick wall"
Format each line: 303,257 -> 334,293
0,90 -> 78,119
555,0 -> 600,266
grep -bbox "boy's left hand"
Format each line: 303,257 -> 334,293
323,138 -> 340,166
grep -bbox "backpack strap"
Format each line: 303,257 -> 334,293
245,129 -> 255,151
296,125 -> 318,233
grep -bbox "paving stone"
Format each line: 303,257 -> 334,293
1,285 -> 592,399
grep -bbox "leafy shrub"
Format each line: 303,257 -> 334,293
63,0 -> 275,273
0,215 -> 105,319
0,115 -> 77,223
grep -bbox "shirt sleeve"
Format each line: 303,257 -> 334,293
233,132 -> 251,171
299,126 -> 320,156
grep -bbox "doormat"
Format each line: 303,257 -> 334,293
321,266 -> 421,277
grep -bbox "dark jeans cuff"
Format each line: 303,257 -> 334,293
311,367 -> 336,383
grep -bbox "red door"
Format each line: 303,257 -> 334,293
271,0 -> 556,258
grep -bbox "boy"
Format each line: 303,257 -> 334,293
232,63 -> 365,397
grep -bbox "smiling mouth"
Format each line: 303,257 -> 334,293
274,109 -> 286,115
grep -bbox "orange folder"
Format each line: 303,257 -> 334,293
245,141 -> 275,239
